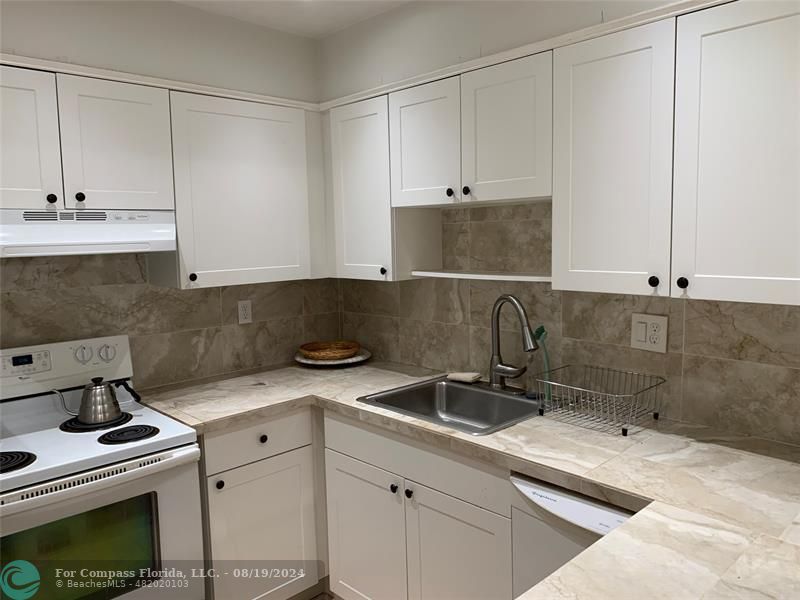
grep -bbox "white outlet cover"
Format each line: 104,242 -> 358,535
630,313 -> 668,354
238,300 -> 253,325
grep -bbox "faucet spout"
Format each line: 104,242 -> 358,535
489,294 -> 539,391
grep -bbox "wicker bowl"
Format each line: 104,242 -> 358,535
299,341 -> 361,361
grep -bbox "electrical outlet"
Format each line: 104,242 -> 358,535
630,313 -> 668,353
237,300 -> 252,325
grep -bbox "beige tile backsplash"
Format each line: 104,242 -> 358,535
0,255 -> 341,390
337,202 -> 800,446
2,205 -> 798,446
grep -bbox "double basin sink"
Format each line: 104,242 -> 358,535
358,377 -> 540,436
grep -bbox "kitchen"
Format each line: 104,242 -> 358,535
0,0 -> 798,599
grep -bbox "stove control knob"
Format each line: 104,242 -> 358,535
74,345 -> 93,364
98,344 -> 116,363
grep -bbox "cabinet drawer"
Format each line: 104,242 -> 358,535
325,413 -> 510,517
204,409 -> 312,475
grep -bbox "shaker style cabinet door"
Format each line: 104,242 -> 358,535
207,446 -> 318,600
0,66 -> 64,210
325,449 -> 407,600
330,96 -> 393,280
405,481 -> 512,600
170,91 -> 309,288
461,52 -> 553,202
672,1 -> 800,305
389,77 -> 461,207
56,74 -> 174,210
551,19 -> 675,296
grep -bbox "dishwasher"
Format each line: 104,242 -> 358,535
510,474 -> 633,597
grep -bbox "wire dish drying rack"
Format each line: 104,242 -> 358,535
534,365 -> 665,436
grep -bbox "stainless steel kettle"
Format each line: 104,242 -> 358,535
59,377 -> 123,425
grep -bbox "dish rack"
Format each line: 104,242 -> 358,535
534,365 -> 665,436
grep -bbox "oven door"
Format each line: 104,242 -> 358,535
0,445 -> 204,599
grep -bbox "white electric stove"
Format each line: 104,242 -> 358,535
0,335 -> 204,599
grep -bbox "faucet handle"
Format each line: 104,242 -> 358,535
493,363 -> 527,379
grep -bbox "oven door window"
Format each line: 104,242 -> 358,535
1,493 -> 160,599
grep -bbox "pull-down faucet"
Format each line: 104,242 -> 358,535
489,295 -> 538,392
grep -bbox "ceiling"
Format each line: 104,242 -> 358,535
176,0 -> 410,39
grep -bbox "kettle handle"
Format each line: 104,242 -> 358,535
52,389 -> 79,417
114,380 -> 142,403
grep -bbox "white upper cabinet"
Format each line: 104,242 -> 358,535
390,77 -> 462,207
169,92 -> 309,288
331,96 -> 393,280
552,20 -> 675,296
0,66 -> 64,210
461,53 -> 552,202
672,1 -> 800,305
56,74 -> 174,210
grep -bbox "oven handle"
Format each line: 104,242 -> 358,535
0,444 -> 200,517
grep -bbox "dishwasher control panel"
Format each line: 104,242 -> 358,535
511,475 -> 631,536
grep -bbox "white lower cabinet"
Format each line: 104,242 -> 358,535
325,415 -> 512,600
406,482 -> 512,600
325,449 -> 408,600
207,445 -> 318,600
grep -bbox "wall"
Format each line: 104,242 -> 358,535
340,204 -> 800,447
0,255 -> 340,390
317,0 -> 670,101
0,0 -> 319,101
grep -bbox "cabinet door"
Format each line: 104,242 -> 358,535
405,482 -> 512,600
672,1 -> 800,305
0,66 -> 64,210
461,53 -> 552,202
552,20 -> 675,296
170,92 -> 309,288
389,77 -> 461,207
325,449 -> 407,600
207,445 -> 318,600
330,96 -> 393,280
56,74 -> 174,210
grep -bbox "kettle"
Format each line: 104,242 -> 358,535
60,377 -> 123,425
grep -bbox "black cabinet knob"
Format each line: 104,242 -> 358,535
648,275 -> 660,288
676,277 -> 689,289
390,484 -> 398,494
259,434 -> 268,444
380,267 -> 387,276
216,480 -> 225,490
189,273 -> 198,282
46,194 -> 58,204
404,488 -> 413,499
445,187 -> 454,197
75,192 -> 86,202
462,186 -> 471,195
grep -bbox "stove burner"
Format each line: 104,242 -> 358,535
60,412 -> 133,433
98,425 -> 159,445
0,451 -> 37,474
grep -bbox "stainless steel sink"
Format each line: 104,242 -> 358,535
357,377 -> 540,435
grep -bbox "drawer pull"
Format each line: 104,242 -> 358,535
259,434 -> 268,444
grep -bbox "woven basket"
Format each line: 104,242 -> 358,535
299,341 -> 361,361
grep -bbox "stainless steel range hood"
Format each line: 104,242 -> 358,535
0,209 -> 176,257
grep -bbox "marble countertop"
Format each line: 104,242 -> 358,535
144,364 -> 800,600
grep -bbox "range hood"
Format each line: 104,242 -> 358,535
0,209 -> 176,257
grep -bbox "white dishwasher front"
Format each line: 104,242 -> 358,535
510,474 -> 632,598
